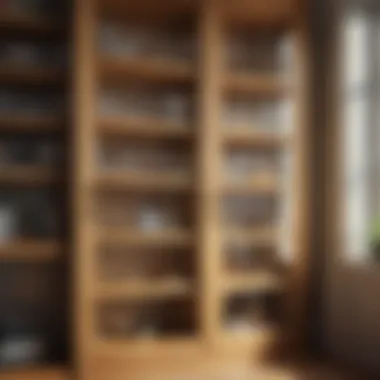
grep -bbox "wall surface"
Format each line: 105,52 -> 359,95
324,265 -> 380,372
318,0 -> 380,374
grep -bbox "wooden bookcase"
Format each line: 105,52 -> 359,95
0,0 -> 311,378
73,0 -> 310,379
0,0 -> 70,377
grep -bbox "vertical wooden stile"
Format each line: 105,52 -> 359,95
197,0 -> 224,347
286,1 -> 311,353
73,0 -> 97,378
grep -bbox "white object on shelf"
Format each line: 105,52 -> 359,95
278,33 -> 296,85
138,203 -> 177,232
99,91 -> 126,116
0,204 -> 17,243
226,152 -> 251,181
138,325 -> 159,339
99,23 -> 128,56
122,28 -> 151,57
99,23 -> 150,57
0,335 -> 45,366
139,204 -> 165,231
226,319 -> 267,335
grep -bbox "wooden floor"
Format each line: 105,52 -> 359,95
0,362 -> 363,380
171,363 -> 361,380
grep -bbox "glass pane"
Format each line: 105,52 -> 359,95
342,96 -> 371,261
342,11 -> 370,91
340,4 -> 380,263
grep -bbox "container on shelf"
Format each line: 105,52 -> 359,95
7,139 -> 35,164
226,33 -> 284,75
0,203 -> 17,243
138,203 -> 176,232
0,334 -> 46,366
222,196 -> 276,227
0,142 -> 9,166
223,99 -> 283,132
0,92 -> 18,113
99,23 -> 150,58
0,42 -> 40,66
18,191 -> 59,238
138,307 -> 162,339
99,91 -> 125,116
161,92 -> 191,124
224,295 -> 269,333
35,140 -> 59,166
0,92 -> 61,115
151,32 -> 195,63
102,307 -> 138,337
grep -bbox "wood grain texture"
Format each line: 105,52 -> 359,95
226,73 -> 288,96
0,367 -> 70,380
95,278 -> 193,300
222,272 -> 284,294
0,240 -> 62,261
225,130 -> 290,148
97,228 -> 193,247
0,166 -> 59,186
96,171 -> 192,192
0,114 -> 63,133
72,0 -> 97,379
72,0 -> 312,377
98,115 -> 192,139
99,56 -> 194,85
0,65 -> 65,86
0,13 -> 64,35
284,3 -> 312,354
197,0 -> 223,346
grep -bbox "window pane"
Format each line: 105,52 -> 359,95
342,11 -> 370,91
342,96 -> 371,261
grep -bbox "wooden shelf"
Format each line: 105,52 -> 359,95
226,73 -> 287,96
0,165 -> 58,186
99,56 -> 194,85
221,325 -> 281,352
224,174 -> 279,195
71,0 -> 310,374
0,366 -> 69,380
223,0 -> 296,29
222,272 -> 283,295
98,115 -> 192,140
0,240 -> 62,261
96,171 -> 191,192
0,64 -> 65,86
98,228 -> 193,247
96,338 -> 199,357
0,113 -> 62,133
225,228 -> 278,246
103,0 -> 197,16
96,278 -> 192,300
224,130 -> 289,147
0,13 -> 64,35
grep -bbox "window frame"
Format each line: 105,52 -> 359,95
336,2 -> 380,265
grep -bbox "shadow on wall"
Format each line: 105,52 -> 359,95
325,265 -> 380,376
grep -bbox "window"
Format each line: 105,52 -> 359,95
341,4 -> 380,263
